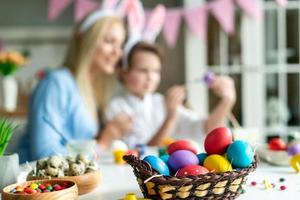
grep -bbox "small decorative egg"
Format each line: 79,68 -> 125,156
203,72 -> 215,85
160,155 -> 170,163
167,150 -> 199,172
204,127 -> 232,155
167,140 -> 198,155
203,154 -> 232,172
143,155 -> 170,176
287,144 -> 300,156
158,147 -> 168,157
135,144 -> 147,156
112,140 -> 128,151
197,153 -> 208,165
290,154 -> 300,172
226,140 -> 254,168
162,137 -> 175,147
176,165 -> 209,177
268,138 -> 286,151
125,150 -> 139,157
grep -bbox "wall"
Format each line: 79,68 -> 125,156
0,0 -> 185,95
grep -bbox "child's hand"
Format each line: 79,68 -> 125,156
111,112 -> 133,136
99,113 -> 133,149
209,75 -> 236,105
165,85 -> 186,119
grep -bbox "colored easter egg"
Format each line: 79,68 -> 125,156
176,165 -> 209,177
268,138 -> 286,151
143,155 -> 170,176
204,127 -> 233,155
135,144 -> 147,156
203,72 -> 215,85
160,155 -> 170,163
125,150 -> 139,157
287,144 -> 300,156
167,140 -> 198,155
226,140 -> 254,168
162,137 -> 175,147
158,147 -> 168,157
112,140 -> 128,151
197,153 -> 208,165
167,150 -> 199,172
203,154 -> 232,172
290,154 -> 300,172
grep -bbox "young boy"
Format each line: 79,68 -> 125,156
105,42 -> 236,148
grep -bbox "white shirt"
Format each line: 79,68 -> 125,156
105,92 -> 206,148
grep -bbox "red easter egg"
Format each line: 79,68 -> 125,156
204,127 -> 232,155
167,140 -> 198,155
176,165 -> 209,177
268,138 -> 286,151
125,150 -> 139,157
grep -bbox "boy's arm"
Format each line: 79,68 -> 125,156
147,115 -> 177,146
148,86 -> 185,146
203,76 -> 236,133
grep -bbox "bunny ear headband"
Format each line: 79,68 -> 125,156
79,0 -> 130,33
122,0 -> 166,69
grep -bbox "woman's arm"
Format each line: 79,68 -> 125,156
29,74 -> 69,161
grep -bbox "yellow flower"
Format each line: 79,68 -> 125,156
0,51 -> 27,66
0,52 -> 7,62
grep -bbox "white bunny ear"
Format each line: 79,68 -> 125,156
127,0 -> 145,36
102,0 -> 119,10
142,4 -> 166,42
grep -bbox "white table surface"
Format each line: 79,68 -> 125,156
81,150 -> 300,200
2,149 -> 299,200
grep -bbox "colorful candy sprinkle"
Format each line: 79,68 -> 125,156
251,181 -> 257,186
280,185 -> 287,190
279,178 -> 285,182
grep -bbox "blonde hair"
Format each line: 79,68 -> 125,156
64,16 -> 124,119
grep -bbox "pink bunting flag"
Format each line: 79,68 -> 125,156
48,0 -> 72,21
184,6 -> 208,40
162,9 -> 182,48
235,0 -> 262,20
210,0 -> 235,35
75,0 -> 99,22
276,0 -> 288,7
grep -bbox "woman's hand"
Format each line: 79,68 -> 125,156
98,112 -> 133,149
165,85 -> 186,120
209,76 -> 236,106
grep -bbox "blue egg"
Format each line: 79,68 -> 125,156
160,155 -> 170,164
226,140 -> 254,168
143,155 -> 170,176
197,153 -> 208,165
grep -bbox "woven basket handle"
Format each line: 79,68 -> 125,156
123,155 -> 155,176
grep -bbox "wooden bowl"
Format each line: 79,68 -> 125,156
2,179 -> 78,200
27,171 -> 100,195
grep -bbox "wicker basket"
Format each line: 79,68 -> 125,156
123,155 -> 258,200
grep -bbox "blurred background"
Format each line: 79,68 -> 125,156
0,0 -> 299,142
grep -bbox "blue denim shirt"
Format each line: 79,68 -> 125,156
17,68 -> 98,163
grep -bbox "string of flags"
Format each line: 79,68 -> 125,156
48,0 -> 288,48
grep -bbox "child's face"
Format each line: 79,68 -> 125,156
123,50 -> 161,98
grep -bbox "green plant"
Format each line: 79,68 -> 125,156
0,118 -> 17,156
